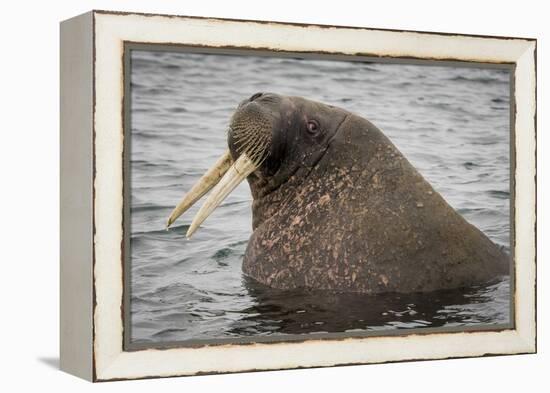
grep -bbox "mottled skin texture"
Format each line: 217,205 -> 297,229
228,93 -> 509,294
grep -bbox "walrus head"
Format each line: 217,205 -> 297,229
167,92 -> 348,236
167,93 -> 508,293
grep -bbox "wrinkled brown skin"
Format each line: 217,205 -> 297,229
231,95 -> 509,294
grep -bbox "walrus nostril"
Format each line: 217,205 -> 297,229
249,92 -> 264,101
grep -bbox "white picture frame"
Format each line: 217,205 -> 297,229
60,10 -> 536,381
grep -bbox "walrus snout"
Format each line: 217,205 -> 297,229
228,100 -> 273,165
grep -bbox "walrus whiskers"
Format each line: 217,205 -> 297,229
230,107 -> 272,166
231,124 -> 271,167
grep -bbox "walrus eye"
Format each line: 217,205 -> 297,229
306,120 -> 320,134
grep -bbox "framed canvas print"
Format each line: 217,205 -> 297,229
60,10 -> 537,382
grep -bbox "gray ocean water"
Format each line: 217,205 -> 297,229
129,50 -> 511,345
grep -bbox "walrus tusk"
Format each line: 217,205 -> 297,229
186,153 -> 257,238
166,150 -> 233,228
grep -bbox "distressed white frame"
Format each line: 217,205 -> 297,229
86,10 -> 536,381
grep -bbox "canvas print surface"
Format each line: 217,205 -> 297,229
127,49 -> 511,346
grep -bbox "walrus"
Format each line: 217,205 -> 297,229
167,92 -> 509,294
